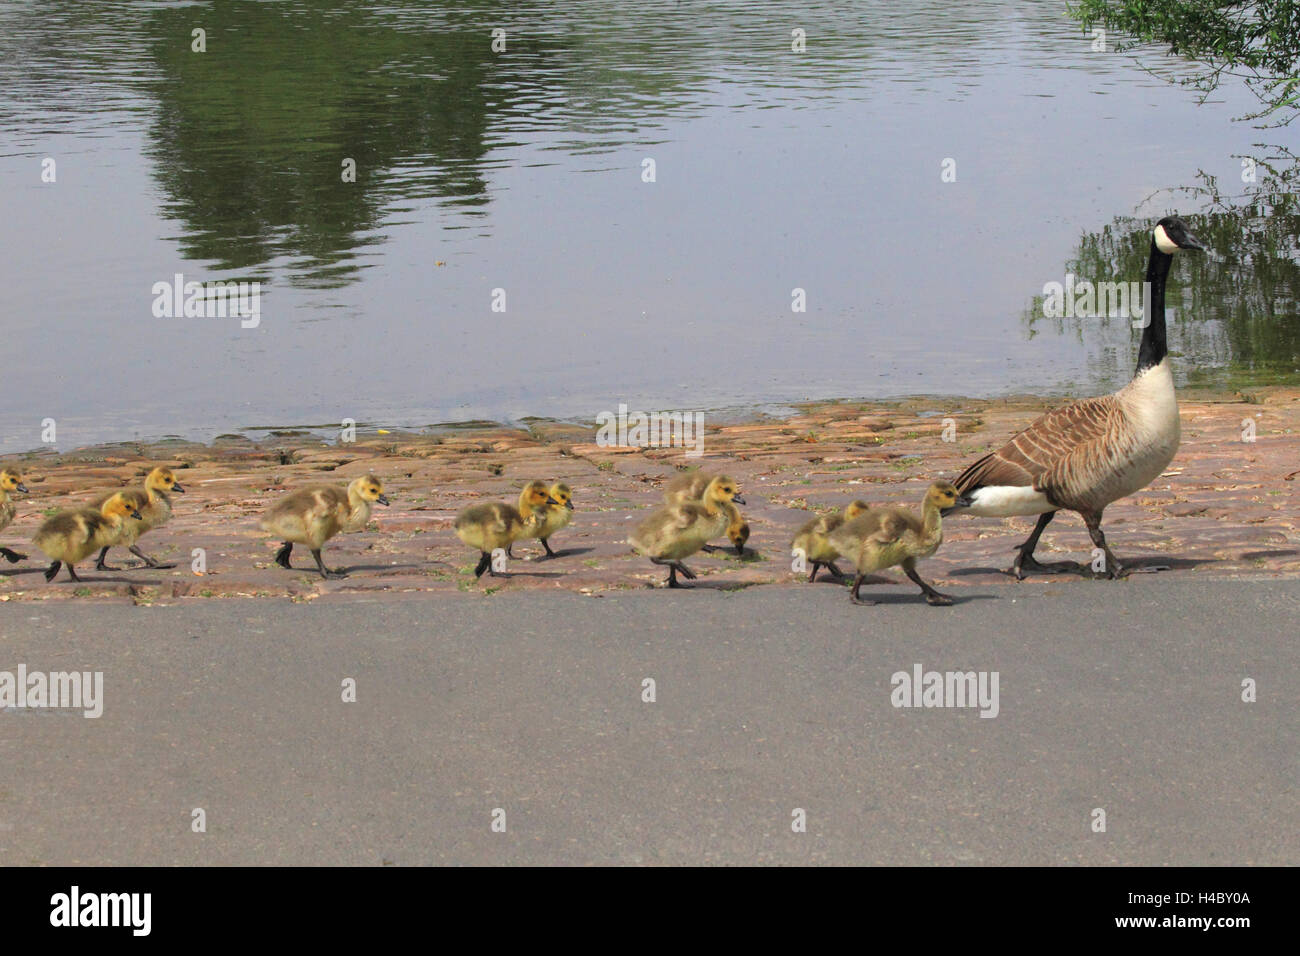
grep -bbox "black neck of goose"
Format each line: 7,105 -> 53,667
1137,237 -> 1172,374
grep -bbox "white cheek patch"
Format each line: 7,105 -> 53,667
1154,224 -> 1179,254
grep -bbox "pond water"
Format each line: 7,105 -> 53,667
0,0 -> 1295,452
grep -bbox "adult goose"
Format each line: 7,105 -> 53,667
951,215 -> 1204,579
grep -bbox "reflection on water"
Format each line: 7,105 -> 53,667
1026,152 -> 1300,390
0,0 -> 1295,451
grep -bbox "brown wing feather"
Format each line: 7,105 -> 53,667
956,396 -> 1118,494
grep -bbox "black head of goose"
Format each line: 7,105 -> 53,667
950,215 -> 1204,579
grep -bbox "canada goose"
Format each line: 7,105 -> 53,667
0,468 -> 29,563
827,481 -> 970,606
90,466 -> 186,570
951,216 -> 1205,579
33,492 -> 144,583
790,499 -> 871,582
456,481 -> 555,578
260,474 -> 390,579
518,481 -> 574,558
629,475 -> 745,588
665,471 -> 750,556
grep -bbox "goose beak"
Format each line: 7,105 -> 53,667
565,499 -> 575,510
171,482 -> 186,493
130,510 -> 143,521
546,496 -> 559,506
377,494 -> 391,506
731,494 -> 746,505
1179,231 -> 1206,252
15,483 -> 27,494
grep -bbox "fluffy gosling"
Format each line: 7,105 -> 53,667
91,465 -> 186,570
790,499 -> 871,582
630,475 -> 745,588
516,481 -> 574,559
33,492 -> 144,583
664,472 -> 751,557
0,467 -> 29,563
456,481 -> 555,578
827,481 -> 970,606
260,475 -> 390,579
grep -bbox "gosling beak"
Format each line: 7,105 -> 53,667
940,494 -> 974,517
15,483 -> 28,494
171,482 -> 186,494
731,494 -> 746,505
565,499 -> 575,510
130,510 -> 143,521
546,496 -> 558,506
734,543 -> 744,556
377,494 -> 391,506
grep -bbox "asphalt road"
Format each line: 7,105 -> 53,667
1,575 -> 1296,865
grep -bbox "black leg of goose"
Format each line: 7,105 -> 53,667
849,573 -> 876,606
807,561 -> 821,583
539,538 -> 557,558
130,545 -> 176,569
273,542 -> 294,569
825,561 -> 848,581
0,547 -> 26,563
675,562 -> 696,580
904,561 -> 954,606
312,549 -> 348,579
65,564 -> 82,583
1082,513 -> 1123,579
1010,511 -> 1075,579
506,544 -> 515,559
43,561 -> 61,582
473,551 -> 491,578
94,546 -> 123,571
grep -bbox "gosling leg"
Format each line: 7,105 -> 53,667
273,542 -> 294,569
849,573 -> 876,606
94,547 -> 122,571
904,562 -> 954,606
538,537 -> 557,559
0,547 -> 26,563
43,561 -> 61,582
130,544 -> 175,569
312,549 -> 348,579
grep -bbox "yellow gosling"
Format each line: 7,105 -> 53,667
790,499 -> 871,582
90,465 -> 186,570
456,481 -> 555,578
629,475 -> 745,588
516,481 -> 574,559
0,467 -> 30,563
665,472 -> 751,557
827,481 -> 970,606
260,475 -> 389,579
33,492 -> 144,583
